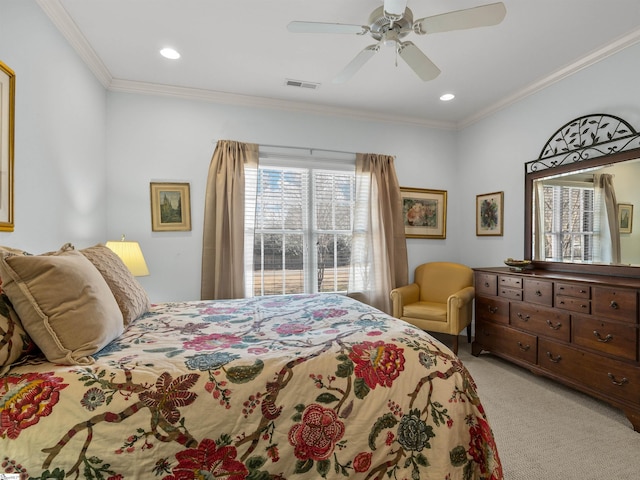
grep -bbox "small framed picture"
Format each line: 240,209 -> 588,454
476,191 -> 504,236
400,187 -> 447,239
618,203 -> 633,234
150,182 -> 192,231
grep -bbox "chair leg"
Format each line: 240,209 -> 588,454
452,334 -> 459,355
467,324 -> 472,343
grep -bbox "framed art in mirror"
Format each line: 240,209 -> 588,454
400,187 -> 447,239
0,61 -> 15,232
476,191 -> 503,236
150,182 -> 192,231
618,203 -> 633,234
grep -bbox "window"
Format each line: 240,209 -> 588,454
543,184 -> 595,262
249,161 -> 355,296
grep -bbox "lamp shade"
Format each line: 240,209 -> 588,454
105,239 -> 150,276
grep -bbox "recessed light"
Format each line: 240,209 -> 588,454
440,93 -> 455,101
160,47 -> 181,60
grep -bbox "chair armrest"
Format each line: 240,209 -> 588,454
390,283 -> 420,318
447,286 -> 475,332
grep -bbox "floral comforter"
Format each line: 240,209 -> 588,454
1,294 -> 502,479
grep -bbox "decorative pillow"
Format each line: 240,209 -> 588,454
81,244 -> 150,325
0,294 -> 36,374
0,245 -> 124,365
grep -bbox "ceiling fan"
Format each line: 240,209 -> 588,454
287,0 -> 506,83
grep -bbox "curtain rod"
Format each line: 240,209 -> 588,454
259,143 -> 356,156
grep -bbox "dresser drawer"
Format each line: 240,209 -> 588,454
555,295 -> 590,314
509,303 -> 570,342
555,282 -> 590,299
538,339 -> 640,405
523,279 -> 553,306
476,322 -> 537,364
476,273 -> 497,296
499,287 -> 522,301
475,296 -> 509,324
572,314 -> 638,361
592,287 -> 638,324
499,275 -> 522,289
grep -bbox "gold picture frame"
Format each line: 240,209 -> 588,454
400,187 -> 447,239
476,191 -> 504,236
150,182 -> 192,231
618,203 -> 633,234
0,61 -> 15,232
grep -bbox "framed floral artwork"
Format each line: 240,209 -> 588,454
618,203 -> 633,234
476,191 -> 503,236
150,182 -> 192,231
400,187 -> 447,239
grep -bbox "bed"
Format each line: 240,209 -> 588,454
0,245 -> 502,479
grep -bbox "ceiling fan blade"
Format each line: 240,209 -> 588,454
414,2 -> 506,35
384,0 -> 408,17
287,21 -> 368,35
398,42 -> 441,81
332,44 -> 380,84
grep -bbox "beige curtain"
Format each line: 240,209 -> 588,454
201,140 -> 258,300
598,173 -> 621,264
349,153 -> 408,314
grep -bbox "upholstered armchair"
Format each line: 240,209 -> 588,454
390,262 -> 475,354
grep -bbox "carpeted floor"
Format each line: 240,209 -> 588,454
451,338 -> 640,480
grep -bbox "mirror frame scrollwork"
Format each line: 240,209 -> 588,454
524,113 -> 640,277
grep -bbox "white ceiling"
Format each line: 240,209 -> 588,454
39,0 -> 640,129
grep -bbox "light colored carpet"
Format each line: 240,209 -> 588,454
451,338 -> 640,480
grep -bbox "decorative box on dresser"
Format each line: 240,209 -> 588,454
472,266 -> 640,432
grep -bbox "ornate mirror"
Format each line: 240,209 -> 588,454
524,113 -> 640,276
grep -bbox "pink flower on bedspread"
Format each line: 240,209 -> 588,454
163,438 -> 248,480
184,333 -> 243,351
0,372 -> 68,439
288,404 -> 345,461
349,341 -> 405,389
274,322 -> 312,335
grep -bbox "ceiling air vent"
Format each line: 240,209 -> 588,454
285,79 -> 320,90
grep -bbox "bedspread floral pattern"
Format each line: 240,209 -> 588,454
0,294 -> 502,479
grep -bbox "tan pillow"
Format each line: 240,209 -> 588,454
81,244 -> 150,325
0,246 -> 123,365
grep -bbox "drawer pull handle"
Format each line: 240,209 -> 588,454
607,373 -> 628,386
488,306 -> 498,314
517,342 -> 530,352
580,290 -> 587,294
546,352 -> 562,363
546,320 -> 562,330
610,301 -> 619,309
558,300 -> 565,305
516,313 -> 530,322
593,331 -> 613,343
581,304 -> 588,309
484,282 -> 490,288
535,290 -> 542,296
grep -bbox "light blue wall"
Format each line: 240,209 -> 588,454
0,0 -> 108,252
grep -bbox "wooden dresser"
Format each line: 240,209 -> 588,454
472,266 -> 640,431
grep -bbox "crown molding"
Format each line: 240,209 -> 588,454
108,79 -> 455,130
37,0 -> 112,87
458,27 -> 640,129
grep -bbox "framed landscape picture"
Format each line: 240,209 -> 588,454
476,191 -> 504,236
400,187 -> 447,239
0,61 -> 15,232
618,203 -> 633,234
150,182 -> 192,231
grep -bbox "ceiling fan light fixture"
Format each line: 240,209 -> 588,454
160,47 -> 181,60
440,93 -> 455,101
